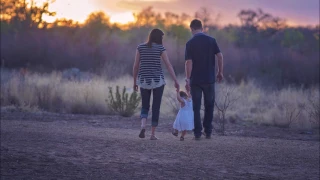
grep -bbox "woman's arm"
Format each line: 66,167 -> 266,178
161,51 -> 179,88
133,50 -> 140,90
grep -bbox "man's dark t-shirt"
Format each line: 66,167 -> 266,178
185,33 -> 221,85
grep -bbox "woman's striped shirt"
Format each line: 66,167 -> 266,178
137,43 -> 166,89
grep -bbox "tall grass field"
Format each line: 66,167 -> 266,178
1,69 -> 319,130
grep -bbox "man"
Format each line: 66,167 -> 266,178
185,19 -> 224,140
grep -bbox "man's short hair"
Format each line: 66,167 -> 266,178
190,19 -> 202,30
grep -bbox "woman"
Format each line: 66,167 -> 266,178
133,28 -> 179,140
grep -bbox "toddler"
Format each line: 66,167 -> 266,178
172,89 -> 194,141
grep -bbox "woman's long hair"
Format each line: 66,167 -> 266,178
146,28 -> 164,48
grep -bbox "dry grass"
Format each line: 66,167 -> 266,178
227,81 -> 320,129
1,70 -> 319,129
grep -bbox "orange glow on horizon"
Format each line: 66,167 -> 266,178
37,0 -> 97,23
31,0 -> 317,26
34,0 -> 134,24
110,12 -> 135,25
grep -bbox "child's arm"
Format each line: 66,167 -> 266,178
186,90 -> 192,98
176,89 -> 185,105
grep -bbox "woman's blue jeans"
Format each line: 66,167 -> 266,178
140,85 -> 165,127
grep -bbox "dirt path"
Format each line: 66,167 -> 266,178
1,116 -> 319,180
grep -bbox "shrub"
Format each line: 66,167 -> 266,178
272,102 -> 304,128
306,96 -> 320,128
106,86 -> 141,117
214,83 -> 240,135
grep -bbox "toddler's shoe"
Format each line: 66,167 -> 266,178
172,131 -> 178,137
150,135 -> 158,140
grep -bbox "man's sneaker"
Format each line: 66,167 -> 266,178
193,136 -> 201,140
202,132 -> 211,139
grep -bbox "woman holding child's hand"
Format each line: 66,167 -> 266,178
132,28 -> 179,140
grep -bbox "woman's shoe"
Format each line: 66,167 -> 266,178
180,136 -> 184,141
139,129 -> 145,138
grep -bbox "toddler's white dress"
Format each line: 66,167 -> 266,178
173,98 -> 194,131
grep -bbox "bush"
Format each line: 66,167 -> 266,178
306,95 -> 320,128
106,86 -> 141,117
214,84 -> 240,135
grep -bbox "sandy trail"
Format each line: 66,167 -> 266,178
1,117 -> 319,180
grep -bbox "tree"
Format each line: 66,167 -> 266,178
83,11 -> 110,34
164,12 -> 179,27
238,9 -> 286,33
179,13 -> 191,26
195,7 -> 211,29
235,9 -> 287,47
0,0 -> 56,29
133,7 -> 162,28
164,13 -> 190,70
195,7 -> 220,31
50,18 -> 79,28
281,29 -> 305,49
81,11 -> 112,72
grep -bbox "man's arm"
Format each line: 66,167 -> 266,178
185,60 -> 192,91
212,38 -> 223,83
216,52 -> 224,82
185,42 -> 192,91
185,60 -> 192,80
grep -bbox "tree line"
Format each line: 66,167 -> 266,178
1,0 -> 319,88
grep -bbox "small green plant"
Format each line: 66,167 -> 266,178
106,86 -> 141,117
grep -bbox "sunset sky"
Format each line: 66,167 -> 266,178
40,0 -> 319,26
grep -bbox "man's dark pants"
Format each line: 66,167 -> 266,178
191,83 -> 215,137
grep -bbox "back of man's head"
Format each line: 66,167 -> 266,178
190,19 -> 203,30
